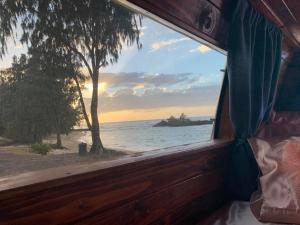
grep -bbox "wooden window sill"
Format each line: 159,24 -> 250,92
0,138 -> 233,194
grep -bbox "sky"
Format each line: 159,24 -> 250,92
0,12 -> 227,123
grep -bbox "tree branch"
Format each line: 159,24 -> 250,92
66,43 -> 93,77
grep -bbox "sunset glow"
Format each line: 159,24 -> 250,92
1,17 -> 226,124
99,106 -> 216,123
84,82 -> 107,97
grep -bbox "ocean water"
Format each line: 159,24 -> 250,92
80,117 -> 213,152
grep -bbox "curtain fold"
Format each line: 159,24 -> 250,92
226,0 -> 282,200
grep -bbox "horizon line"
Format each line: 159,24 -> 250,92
76,114 -> 215,126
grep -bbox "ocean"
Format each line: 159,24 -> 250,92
79,116 -> 214,152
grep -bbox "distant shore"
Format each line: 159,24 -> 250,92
153,114 -> 214,127
153,119 -> 213,127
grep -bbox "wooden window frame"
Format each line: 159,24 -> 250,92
0,1 -> 235,224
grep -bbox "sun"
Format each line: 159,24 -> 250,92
99,82 -> 107,93
85,82 -> 107,94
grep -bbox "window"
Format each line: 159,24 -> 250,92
0,1 -> 226,177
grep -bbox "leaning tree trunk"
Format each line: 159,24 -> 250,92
90,73 -> 104,154
73,76 -> 92,130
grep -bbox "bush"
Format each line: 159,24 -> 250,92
31,143 -> 50,155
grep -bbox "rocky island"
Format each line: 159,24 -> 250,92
153,113 -> 214,127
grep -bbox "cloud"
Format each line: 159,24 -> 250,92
82,72 -> 223,113
113,88 -> 134,97
84,72 -> 221,92
189,45 -> 211,53
97,72 -> 197,88
94,85 -> 220,113
151,38 -> 189,51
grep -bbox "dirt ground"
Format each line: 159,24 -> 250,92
0,146 -> 129,177
0,132 -> 130,177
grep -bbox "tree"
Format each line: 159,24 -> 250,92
27,46 -> 82,148
167,116 -> 176,122
179,113 -> 186,121
0,52 -> 82,146
0,70 -> 9,136
45,74 -> 81,148
0,54 -> 51,143
0,0 -> 142,153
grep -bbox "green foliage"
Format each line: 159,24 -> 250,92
31,143 -> 50,155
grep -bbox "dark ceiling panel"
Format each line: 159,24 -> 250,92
127,0 -> 231,50
259,0 -> 300,46
282,0 -> 300,44
248,0 -> 300,48
284,0 -> 300,22
126,0 -> 300,51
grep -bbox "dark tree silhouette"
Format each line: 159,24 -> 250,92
0,52 -> 81,145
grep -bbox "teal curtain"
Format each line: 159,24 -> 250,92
226,0 -> 282,200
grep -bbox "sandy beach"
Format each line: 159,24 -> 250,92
0,120 -> 212,177
0,132 -> 130,177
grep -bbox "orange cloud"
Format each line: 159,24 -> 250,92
151,38 -> 189,51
